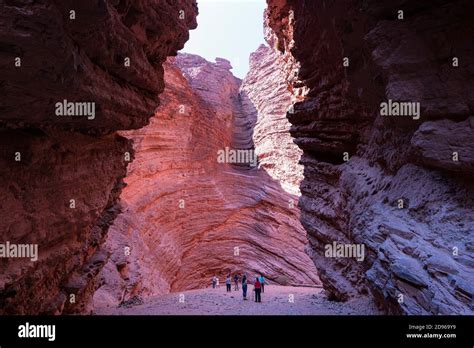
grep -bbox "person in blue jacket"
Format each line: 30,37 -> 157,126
259,275 -> 265,293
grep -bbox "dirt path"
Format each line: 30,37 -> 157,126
94,285 -> 380,315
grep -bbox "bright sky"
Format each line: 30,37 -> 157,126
182,0 -> 267,78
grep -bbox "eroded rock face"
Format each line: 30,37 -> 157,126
266,0 -> 474,314
411,117 -> 474,174
241,44 -> 303,196
94,53 -> 320,307
0,0 -> 198,132
0,0 -> 197,314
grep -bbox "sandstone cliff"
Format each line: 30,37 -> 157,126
3,0 -> 471,316
0,0 -> 197,314
266,0 -> 474,314
94,52 -> 320,307
241,44 -> 304,196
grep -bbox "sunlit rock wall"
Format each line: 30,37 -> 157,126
95,53 -> 320,307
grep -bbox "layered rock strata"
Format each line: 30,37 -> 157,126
0,0 -> 197,314
266,0 -> 474,314
241,44 -> 304,195
94,53 -> 320,307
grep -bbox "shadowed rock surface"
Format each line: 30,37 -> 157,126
0,0 -> 197,314
266,0 -> 474,314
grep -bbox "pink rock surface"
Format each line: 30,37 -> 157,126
241,44 -> 304,196
94,54 -> 320,307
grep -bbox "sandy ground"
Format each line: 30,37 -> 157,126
94,285 -> 380,315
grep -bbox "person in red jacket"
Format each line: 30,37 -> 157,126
254,277 -> 262,303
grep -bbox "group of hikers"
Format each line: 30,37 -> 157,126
211,274 -> 265,302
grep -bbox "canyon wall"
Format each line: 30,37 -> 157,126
94,52 -> 320,307
241,44 -> 304,196
266,0 -> 474,314
0,0 -> 197,314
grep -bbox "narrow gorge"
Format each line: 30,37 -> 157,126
0,0 -> 473,316
93,50 -> 320,307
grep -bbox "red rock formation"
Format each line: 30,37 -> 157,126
266,0 -> 474,314
0,0 -> 197,131
94,53 -> 320,307
0,0 -> 197,314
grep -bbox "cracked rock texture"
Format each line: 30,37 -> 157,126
0,0 -> 197,314
266,0 -> 474,314
93,53 -> 320,307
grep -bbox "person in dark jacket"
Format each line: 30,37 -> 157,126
233,274 -> 239,291
242,274 -> 248,300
